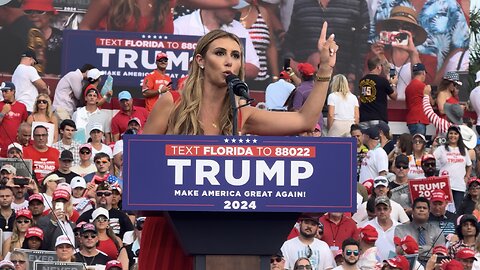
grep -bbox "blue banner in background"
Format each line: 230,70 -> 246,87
123,135 -> 357,213
62,30 -> 200,89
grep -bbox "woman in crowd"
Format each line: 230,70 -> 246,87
388,133 -> 413,169
3,210 -> 33,258
141,22 -> 337,269
238,0 -> 279,88
71,144 -> 97,177
54,235 -> 75,262
20,227 -> 44,251
327,74 -> 359,137
9,250 -> 29,270
407,134 -> 428,179
293,257 -> 312,270
93,208 -> 122,260
435,72 -> 461,116
21,0 -> 62,75
434,125 -> 472,209
26,94 -> 58,143
88,124 -> 113,159
458,177 -> 480,216
41,174 -> 62,211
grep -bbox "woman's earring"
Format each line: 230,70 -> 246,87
200,66 -> 204,69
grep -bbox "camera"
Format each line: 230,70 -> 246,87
379,31 -> 408,46
436,137 -> 447,144
13,177 -> 29,186
436,255 -> 449,263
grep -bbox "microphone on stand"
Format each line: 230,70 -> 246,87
226,74 -> 252,101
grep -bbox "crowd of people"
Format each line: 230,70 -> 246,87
0,0 -> 477,270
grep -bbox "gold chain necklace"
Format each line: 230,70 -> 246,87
239,6 -> 253,28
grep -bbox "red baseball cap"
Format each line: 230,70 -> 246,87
16,209 -> 32,220
26,227 -> 44,240
467,177 -> 480,187
105,260 -> 123,270
297,63 -> 315,76
430,189 -> 447,203
442,259 -> 464,270
421,154 -> 435,163
362,179 -> 374,195
394,235 -> 418,255
53,188 -> 71,201
279,71 -> 291,80
28,193 -> 44,203
432,245 -> 449,256
384,255 -> 410,270
156,52 -> 168,60
456,248 -> 477,261
360,225 -> 378,243
22,0 -> 58,14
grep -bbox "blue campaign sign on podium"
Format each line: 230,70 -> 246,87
123,135 -> 357,213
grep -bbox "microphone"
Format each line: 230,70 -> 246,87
226,74 -> 251,100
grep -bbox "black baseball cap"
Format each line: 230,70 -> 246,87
60,150 -> 74,161
412,63 -> 426,73
21,49 -> 38,64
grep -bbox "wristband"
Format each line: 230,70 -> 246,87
314,74 -> 331,82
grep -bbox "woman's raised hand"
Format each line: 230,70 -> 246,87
317,22 -> 338,70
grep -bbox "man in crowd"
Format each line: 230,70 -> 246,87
75,223 -> 111,265
0,185 -> 15,232
365,196 -> 398,260
357,225 -> 378,270
77,182 -> 133,238
16,122 -> 31,148
405,63 -> 429,135
12,49 -> 49,112
50,150 -> 80,184
0,165 -> 16,185
421,154 -> 437,177
28,193 -> 45,223
281,214 -> 336,270
358,56 -> 397,129
23,125 -> 59,182
6,143 -> 22,159
270,251 -> 285,270
10,179 -> 29,211
52,120 -> 81,166
389,154 -> 412,215
449,214 -> 478,258
377,122 -> 394,154
359,126 -> 388,183
53,64 -> 95,118
83,153 -> 119,185
333,238 -> 361,270
173,2 -> 260,79
0,81 -> 27,157
455,248 -> 476,270
265,71 -> 296,111
428,189 -> 456,237
111,91 -> 148,142
319,212 -> 359,249
142,52 -> 172,113
395,197 -> 445,263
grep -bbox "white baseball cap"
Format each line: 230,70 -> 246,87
71,176 -> 87,189
92,207 -> 109,221
113,140 -> 123,156
7,142 -> 22,152
55,235 -> 74,248
89,123 -> 104,134
87,68 -> 104,80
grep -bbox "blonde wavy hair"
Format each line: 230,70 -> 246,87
108,0 -> 170,32
33,93 -> 54,120
10,217 -> 32,252
168,30 -> 245,135
330,74 -> 350,99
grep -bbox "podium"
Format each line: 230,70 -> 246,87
124,135 -> 357,270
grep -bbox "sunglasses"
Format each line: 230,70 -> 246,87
96,191 -> 112,197
412,140 -> 424,144
36,100 -> 48,104
16,219 -> 31,224
80,150 -> 91,155
82,234 -> 97,239
95,160 -> 109,164
157,58 -> 168,63
270,257 -> 282,263
96,217 -> 108,223
295,266 -> 312,270
423,163 -> 435,168
374,179 -> 387,184
395,165 -> 409,170
469,185 -> 480,190
24,10 -> 47,15
10,260 -> 26,264
306,245 -> 312,258
345,249 -> 359,256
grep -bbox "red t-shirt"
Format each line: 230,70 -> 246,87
111,106 -> 149,136
23,146 -> 60,182
405,78 -> 430,125
142,70 -> 172,112
0,101 -> 28,157
319,215 -> 359,248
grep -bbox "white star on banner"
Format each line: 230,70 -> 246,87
231,138 -> 237,143
245,139 -> 251,143
224,138 -> 229,143
252,139 -> 257,143
239,139 -> 243,143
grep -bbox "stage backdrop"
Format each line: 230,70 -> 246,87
123,135 -> 357,213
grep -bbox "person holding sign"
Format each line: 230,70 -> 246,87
141,21 -> 338,270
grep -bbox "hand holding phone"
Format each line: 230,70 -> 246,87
283,58 -> 290,71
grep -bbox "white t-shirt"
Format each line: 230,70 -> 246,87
434,145 -> 472,191
393,62 -> 412,101
281,237 -> 336,270
353,199 -> 409,224
327,92 -> 359,121
12,64 -> 41,111
72,107 -> 112,141
470,85 -> 480,125
11,200 -> 29,212
90,143 -> 113,160
359,146 -> 388,184
265,79 -> 296,110
174,10 -> 260,69
365,218 -> 398,261
407,154 -> 425,179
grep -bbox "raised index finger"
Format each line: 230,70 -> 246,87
319,21 -> 328,44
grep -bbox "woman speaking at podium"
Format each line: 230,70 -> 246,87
140,22 -> 338,270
